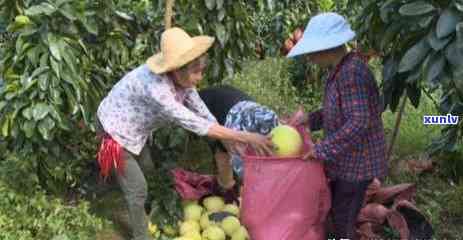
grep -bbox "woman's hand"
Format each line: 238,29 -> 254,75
207,124 -> 274,156
302,136 -> 316,161
242,132 -> 274,156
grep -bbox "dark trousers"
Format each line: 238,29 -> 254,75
329,179 -> 372,240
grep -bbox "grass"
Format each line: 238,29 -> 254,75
382,93 -> 442,159
381,94 -> 463,239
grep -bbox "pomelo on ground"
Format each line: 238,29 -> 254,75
203,196 -> 225,212
183,231 -> 202,240
183,203 -> 203,221
200,212 -> 215,229
231,226 -> 249,240
220,216 -> 240,236
202,225 -> 226,240
179,220 -> 200,236
223,204 -> 240,217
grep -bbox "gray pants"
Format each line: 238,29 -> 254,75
117,146 -> 152,240
96,120 -> 152,240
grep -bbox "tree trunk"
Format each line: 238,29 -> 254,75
388,95 -> 407,175
165,0 -> 175,29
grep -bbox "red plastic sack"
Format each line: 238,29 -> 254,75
171,168 -> 215,200
241,123 -> 331,240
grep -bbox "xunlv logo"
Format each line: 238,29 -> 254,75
423,114 -> 459,125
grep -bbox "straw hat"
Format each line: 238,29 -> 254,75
147,27 -> 215,74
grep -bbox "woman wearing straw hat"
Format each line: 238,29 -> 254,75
95,27 -> 273,240
287,13 -> 387,240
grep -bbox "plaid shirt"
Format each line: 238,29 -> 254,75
309,52 -> 387,181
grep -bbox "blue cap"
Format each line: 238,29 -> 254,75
287,12 -> 356,58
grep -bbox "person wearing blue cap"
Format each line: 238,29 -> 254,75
287,12 -> 387,240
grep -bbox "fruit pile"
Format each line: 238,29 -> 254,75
157,195 -> 249,240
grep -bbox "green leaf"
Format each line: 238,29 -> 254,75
33,103 -> 50,121
218,9 -> 226,22
62,48 -> 77,74
205,0 -> 215,10
1,116 -> 9,137
55,0 -> 73,7
40,52 -> 49,67
39,74 -> 49,91
26,46 -> 41,66
50,57 -> 60,79
426,52 -> 446,84
48,34 -> 62,61
22,120 -> 35,138
216,0 -> 224,9
22,106 -> 33,120
427,28 -> 452,50
38,117 -> 55,140
445,41 -> 463,66
455,1 -> 463,12
52,89 -> 63,105
399,39 -> 431,73
25,2 -> 56,16
115,11 -> 133,21
406,84 -> 421,108
215,23 -> 227,47
405,66 -> 422,83
59,6 -> 77,21
30,66 -> 49,80
381,23 -> 402,50
82,18 -> 98,35
0,102 -> 6,112
437,8 -> 462,38
453,72 -> 463,94
399,1 -> 435,16
52,234 -> 69,240
457,22 -> 463,49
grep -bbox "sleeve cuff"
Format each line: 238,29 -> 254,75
314,143 -> 330,162
198,120 -> 215,136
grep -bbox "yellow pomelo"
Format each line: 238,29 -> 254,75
179,220 -> 200,236
220,216 -> 241,236
183,231 -> 202,240
270,125 -> 303,157
231,226 -> 249,240
223,204 -> 240,217
184,203 -> 203,221
202,225 -> 226,240
163,225 -> 177,236
203,196 -> 225,212
200,212 -> 216,229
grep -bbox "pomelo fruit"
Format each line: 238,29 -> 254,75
163,225 -> 177,236
148,222 -> 158,235
223,204 -> 240,217
203,196 -> 225,212
14,15 -> 30,25
173,237 -> 195,240
183,203 -> 203,221
183,231 -> 202,240
231,226 -> 249,240
202,225 -> 226,240
179,220 -> 200,236
270,125 -> 303,157
200,212 -> 215,229
220,216 -> 240,236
